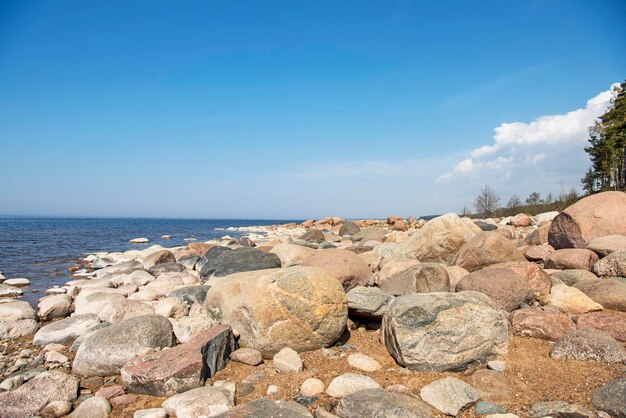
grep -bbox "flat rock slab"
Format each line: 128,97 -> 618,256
215,399 -> 313,417
336,388 -> 433,418
162,386 -> 233,418
33,313 -> 101,345
122,324 -> 235,396
419,377 -> 479,416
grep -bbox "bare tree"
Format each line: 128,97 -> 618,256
506,194 -> 522,210
474,185 -> 500,218
461,205 -> 472,217
526,192 -> 541,205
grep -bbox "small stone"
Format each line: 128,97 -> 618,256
130,238 -> 149,244
266,384 -> 279,395
326,373 -> 381,398
347,353 -> 381,372
475,401 -> 507,415
230,348 -> 263,366
95,385 -> 125,399
300,378 -> 325,397
134,408 -> 167,418
40,400 -> 72,418
69,396 -> 111,418
529,400 -> 594,418
487,361 -> 506,373
419,377 -> 480,416
110,394 -> 137,408
273,347 -> 303,372
45,350 -> 69,364
162,386 -> 233,417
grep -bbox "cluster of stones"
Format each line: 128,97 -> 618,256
0,191 -> 625,417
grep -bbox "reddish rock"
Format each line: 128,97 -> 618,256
573,278 -> 626,312
470,370 -> 515,404
485,261 -> 551,297
392,219 -> 408,232
586,235 -> 626,257
524,225 -> 550,245
544,249 -> 599,271
121,325 -> 236,396
302,249 -> 373,291
142,250 -> 176,270
511,306 -> 575,341
454,232 -> 526,272
548,191 -> 626,249
523,244 -> 554,262
574,312 -> 626,342
95,385 -> 125,399
109,394 -> 137,408
456,268 -> 534,312
511,213 -> 533,227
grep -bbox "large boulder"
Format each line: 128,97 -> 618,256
575,312 -> 626,342
0,371 -> 79,418
0,301 -> 38,340
196,246 -> 231,273
592,378 -> 626,418
73,291 -> 126,316
122,325 -> 236,396
544,249 -> 599,271
269,243 -> 315,267
302,249 -> 373,291
352,227 -> 387,243
396,214 -> 481,263
336,388 -> 433,418
587,235 -> 626,257
454,232 -> 525,272
199,247 -> 281,279
456,268 -> 534,312
551,269 -> 598,286
483,261 -> 551,297
37,294 -> 72,321
72,314 -> 175,377
141,250 -> 176,270
205,267 -> 347,358
339,221 -> 361,237
547,284 -> 603,314
379,263 -> 450,296
592,251 -> 626,277
98,298 -> 155,323
510,306 -> 575,341
573,278 -> 626,311
550,327 -> 626,363
381,292 -> 509,371
33,314 -> 101,345
548,191 -> 626,249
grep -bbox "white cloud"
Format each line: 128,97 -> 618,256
439,83 -> 620,182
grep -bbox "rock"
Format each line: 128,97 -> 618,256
336,388 -> 433,418
167,285 -> 211,306
511,213 -> 533,227
70,396 -> 111,418
456,268 -> 534,312
45,350 -> 69,364
419,377 -> 479,416
230,348 -> 263,366
548,191 -> 626,249
178,255 -> 200,270
34,313 -> 101,345
216,399 -> 312,417
592,251 -> 626,277
551,327 -> 626,363
475,402 -> 507,415
377,260 -> 420,285
511,306 -> 576,341
382,292 -> 508,371
73,314 -> 175,377
170,314 -> 218,343
0,318 -> 38,340
302,249 -> 373,291
155,297 -> 189,318
359,251 -> 383,272
40,400 -> 72,417
551,269 -> 598,286
121,325 -> 235,396
142,250 -> 176,270
98,298 -> 155,323
525,226 -> 551,246
0,300 -> 36,321
339,222 -> 361,237
470,370 -> 515,404
535,211 -> 560,224
96,385 -> 125,399
326,373 -> 381,398
592,378 -> 626,418
346,287 -> 392,320
0,284 -> 23,297
74,291 -> 126,316
454,232 -> 526,272
0,371 -> 79,418
205,267 -> 347,358
273,347 -> 303,372
199,247 -> 281,279
162,386 -> 233,418
148,262 -> 186,276
487,360 -> 506,373
573,278 -> 626,311
196,246 -> 231,271
3,278 -> 29,287
270,244 -> 316,267
444,265 -> 470,289
544,249 -> 600,271
380,263 -> 450,296
529,401 -> 594,418
546,284 -> 603,314
299,228 -> 326,242
587,235 -> 626,257
37,294 -> 72,321
483,262 -> 551,297
574,312 -> 626,341
301,378 -> 325,397
352,227 -> 387,243
396,214 -> 480,263
523,244 -> 553,261
347,353 -> 381,372
110,394 -> 137,409
134,408 -> 167,418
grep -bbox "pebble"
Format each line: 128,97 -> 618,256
300,378 -> 325,397
134,408 -> 167,418
266,384 -> 279,395
273,347 -> 303,372
420,377 -> 480,416
487,360 -> 506,373
230,347 -> 263,366
347,353 -> 381,372
326,373 -> 381,398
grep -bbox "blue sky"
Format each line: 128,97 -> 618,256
1,1 -> 625,219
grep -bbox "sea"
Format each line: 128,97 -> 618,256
0,217 -> 297,305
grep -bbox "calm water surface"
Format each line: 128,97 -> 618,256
0,217 -> 296,304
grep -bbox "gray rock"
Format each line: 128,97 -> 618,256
273,347 -> 303,372
352,227 -> 387,243
347,353 -> 381,372
37,294 -> 72,321
167,285 -> 212,306
70,322 -> 110,351
33,313 -> 101,345
587,235 -> 626,257
593,251 -> 626,277
217,399 -> 313,417
382,292 -> 509,371
529,400 -> 594,418
0,319 -> 39,340
551,327 -> 626,363
0,371 -> 79,418
592,378 -> 626,418
178,255 -> 200,270
0,301 -> 36,321
170,314 -> 218,343
72,314 -> 175,377
336,388 -> 433,418
379,263 -> 450,295
339,222 -> 361,237
326,373 -> 381,397
200,247 -> 281,279
419,377 -> 479,415
475,402 -> 507,415
162,386 -> 233,417
299,228 -> 326,242
196,246 -> 232,273
69,396 -> 111,418
148,262 -> 185,276
346,286 -> 393,319
0,284 -> 23,297
550,270 -> 598,286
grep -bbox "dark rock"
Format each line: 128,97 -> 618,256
167,285 -> 212,306
529,400 -> 594,418
336,388 -> 433,418
592,378 -> 626,418
216,399 -> 313,417
298,229 -> 325,242
339,222 -> 361,236
200,247 -> 281,279
474,222 -> 497,231
178,255 -> 200,270
148,262 -> 185,276
352,227 -> 387,243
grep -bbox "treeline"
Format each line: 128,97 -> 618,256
582,81 -> 626,193
464,184 -> 581,219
